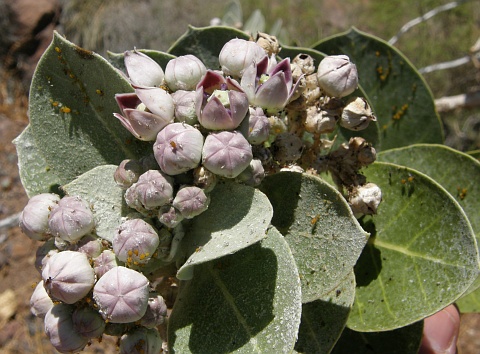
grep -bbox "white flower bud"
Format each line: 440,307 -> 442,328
158,206 -> 184,228
30,281 -> 54,318
93,250 -> 119,279
172,186 -> 210,219
42,251 -> 95,304
114,159 -> 143,189
125,170 -> 175,212
19,193 -> 60,241
124,50 -> 164,87
172,90 -> 198,125
72,307 -> 106,339
165,55 -> 207,91
236,159 -> 265,186
219,38 -> 267,78
48,196 -> 95,243
140,293 -> 168,328
93,266 -> 149,323
44,304 -> 89,353
349,183 -> 382,216
113,219 -> 159,265
317,55 -> 358,97
340,97 -> 376,131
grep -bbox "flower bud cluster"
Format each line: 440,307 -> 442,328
21,193 -> 168,352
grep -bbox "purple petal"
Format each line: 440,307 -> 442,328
228,90 -> 249,127
115,93 -> 142,113
270,58 -> 292,89
240,64 -> 258,102
254,73 -> 289,110
199,97 -> 233,130
135,87 -> 174,120
196,70 -> 226,94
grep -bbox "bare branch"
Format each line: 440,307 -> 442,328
0,212 -> 21,231
435,90 -> 480,112
388,0 -> 472,45
419,55 -> 471,74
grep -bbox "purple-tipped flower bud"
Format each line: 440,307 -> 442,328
202,131 -> 253,178
340,97 -> 377,131
30,281 -> 54,318
236,159 -> 265,186
72,307 -> 106,339
124,49 -> 164,87
93,250 -> 119,278
165,55 -> 207,91
158,206 -> 184,228
196,70 -> 249,130
317,55 -> 358,98
19,193 -> 60,241
349,183 -> 382,216
140,293 -> 168,328
219,38 -> 267,78
113,219 -> 159,265
193,166 -> 217,193
172,186 -> 210,219
44,304 -> 89,353
114,159 -> 144,189
172,90 -> 198,125
119,327 -> 163,354
48,196 -> 95,243
153,122 -> 204,175
125,170 -> 174,211
246,107 -> 270,144
93,266 -> 149,323
42,251 -> 95,304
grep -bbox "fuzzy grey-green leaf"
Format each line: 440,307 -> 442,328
63,165 -> 125,242
294,271 -> 356,354
348,162 -> 479,331
169,227 -> 302,353
260,172 -> 368,303
28,32 -> 151,188
176,181 -> 273,280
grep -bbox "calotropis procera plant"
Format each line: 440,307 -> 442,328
14,25 -> 480,353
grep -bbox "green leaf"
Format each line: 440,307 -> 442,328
13,125 -> 63,197
294,271 -> 356,354
176,181 -> 273,280
168,227 -> 302,353
331,321 -> 423,354
27,31 -> 151,189
168,25 -> 249,69
62,165 -> 125,242
107,50 -> 176,72
313,28 -> 444,151
348,162 -> 479,331
378,144 -> 480,308
378,144 -> 480,242
259,172 -> 368,303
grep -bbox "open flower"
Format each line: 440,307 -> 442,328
114,92 -> 173,141
195,70 -> 249,130
241,56 -> 302,111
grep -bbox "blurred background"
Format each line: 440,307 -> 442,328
0,0 -> 479,352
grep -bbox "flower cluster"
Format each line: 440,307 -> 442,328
20,34 -> 381,353
21,193 -> 167,353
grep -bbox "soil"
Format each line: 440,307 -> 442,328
0,79 -> 479,354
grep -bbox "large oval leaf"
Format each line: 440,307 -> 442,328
176,181 -> 273,280
27,32 -> 151,188
313,28 -> 444,151
294,271 -> 356,354
13,125 -> 63,197
348,162 -> 479,331
378,144 -> 480,310
62,165 -> 125,242
168,227 -> 302,353
168,25 -> 249,69
331,321 -> 423,354
259,172 -> 368,303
